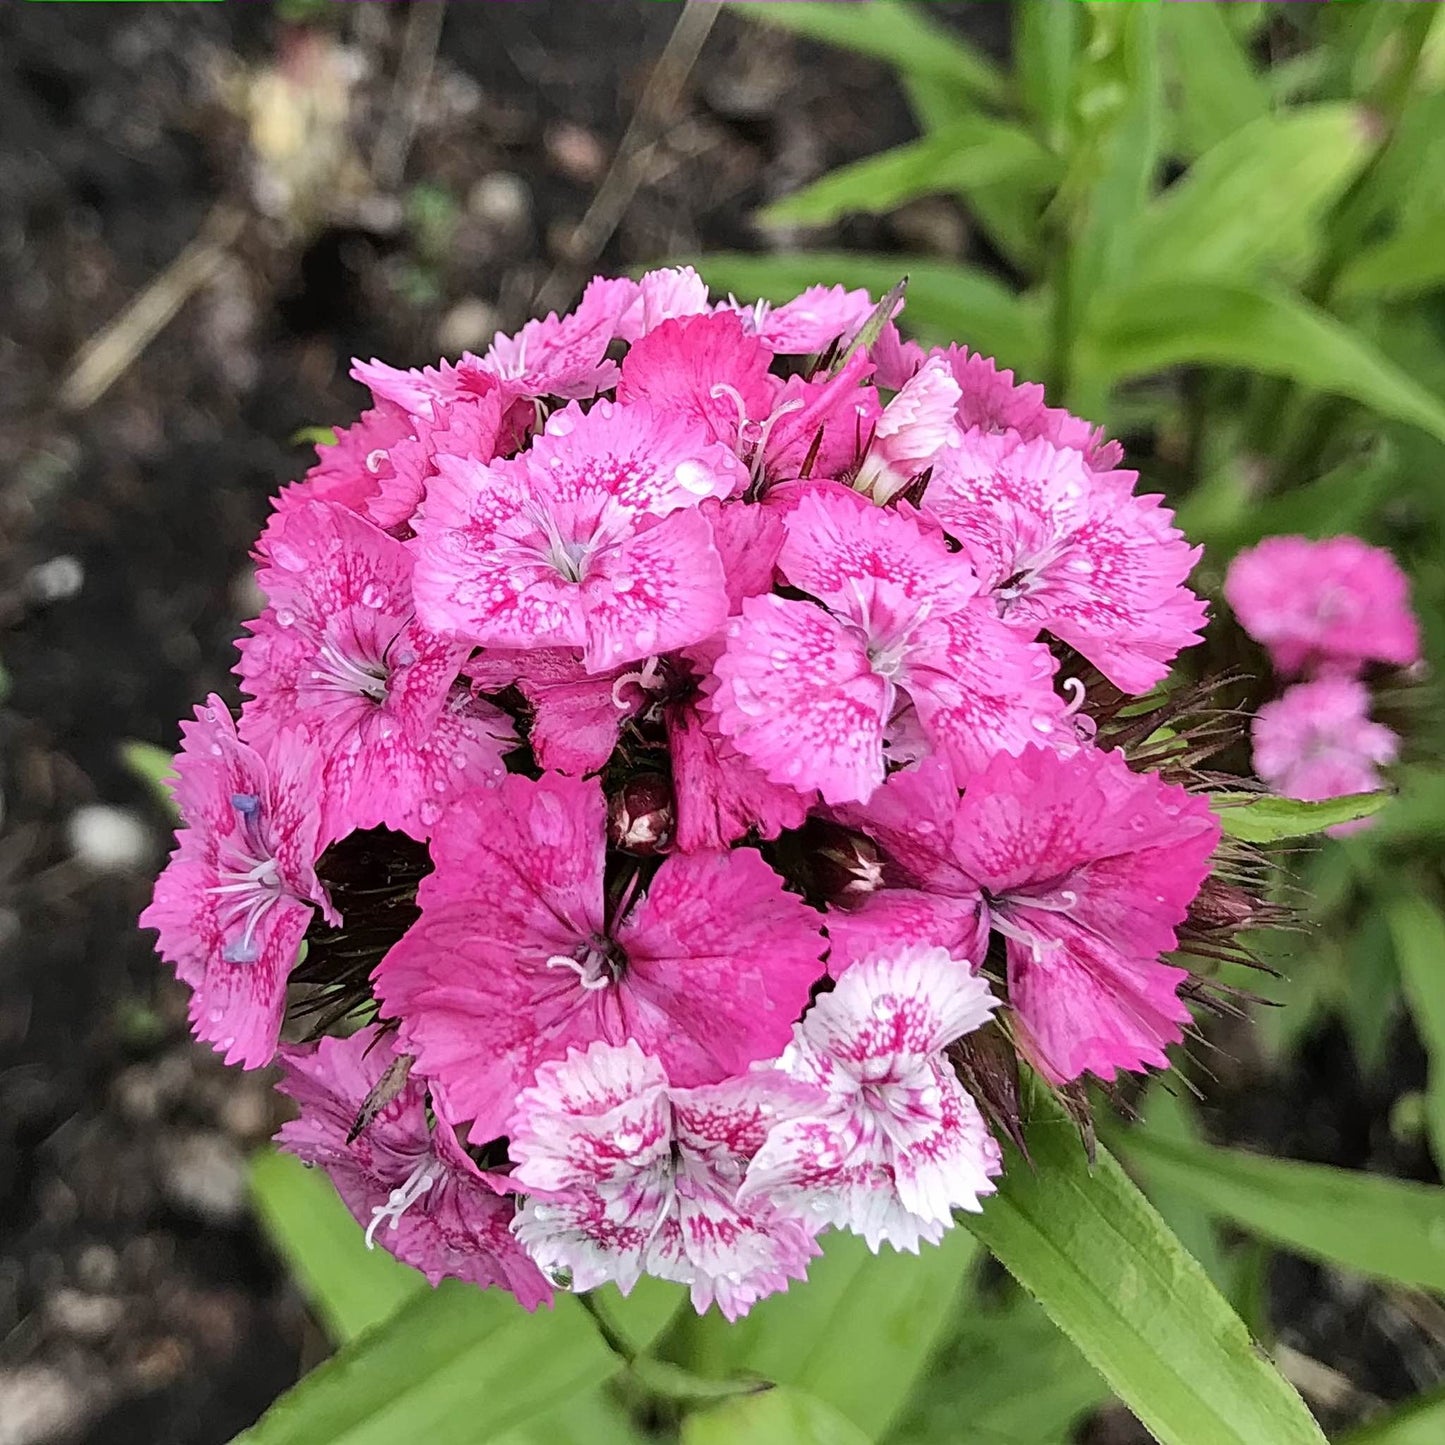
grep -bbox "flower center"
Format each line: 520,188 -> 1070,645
987,883 -> 1080,966
544,935 -> 623,992
312,634 -> 390,703
208,793 -> 288,965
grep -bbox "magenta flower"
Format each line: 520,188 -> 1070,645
237,500 -> 515,841
372,772 -> 825,1141
1253,678 -> 1397,836
1225,535 -> 1420,679
954,746 -> 1219,1083
926,433 -> 1206,693
741,947 -> 1001,1251
412,398 -> 743,671
277,1027 -> 552,1307
140,697 -> 336,1069
614,265 -> 711,342
509,1040 -> 819,1319
711,485 -> 1066,805
275,400 -> 419,525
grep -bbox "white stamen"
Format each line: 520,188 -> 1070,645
544,952 -> 612,991
364,1158 -> 443,1250
1061,677 -> 1087,718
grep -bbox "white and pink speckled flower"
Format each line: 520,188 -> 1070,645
509,1039 -> 819,1320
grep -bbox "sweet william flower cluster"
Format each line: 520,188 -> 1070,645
145,267 -> 1237,1319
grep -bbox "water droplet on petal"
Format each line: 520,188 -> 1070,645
672,459 -> 714,496
1030,716 -> 1055,735
613,574 -> 635,594
419,800 -> 442,827
274,608 -> 296,628
360,582 -> 385,609
365,449 -> 389,473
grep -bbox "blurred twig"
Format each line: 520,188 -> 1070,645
58,204 -> 245,414
532,0 -> 719,317
371,0 -> 447,193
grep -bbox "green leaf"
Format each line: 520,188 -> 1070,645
1212,790 -> 1390,843
887,1289 -> 1108,1445
1159,0 -> 1270,156
249,1150 -> 426,1345
683,1386 -> 871,1445
1128,106 -> 1372,285
1014,0 -> 1080,153
760,120 -> 1059,229
488,1390 -> 646,1445
674,1227 -> 976,1440
291,425 -> 340,449
235,1279 -> 673,1445
962,1093 -> 1326,1445
735,1 -> 1006,108
1336,208 -> 1445,301
688,252 -> 1045,375
121,740 -> 179,819
1340,1385 -> 1445,1445
1386,892 -> 1445,1170
1081,281 -> 1445,446
1120,1132 -> 1445,1295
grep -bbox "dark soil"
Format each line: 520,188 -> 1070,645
0,5 -> 1435,1444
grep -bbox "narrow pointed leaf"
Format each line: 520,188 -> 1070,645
1160,0 -> 1270,155
1385,893 -> 1445,1170
683,1386 -> 872,1445
674,1226 -> 976,1440
1120,1132 -> 1445,1295
962,1095 -> 1326,1445
734,1 -> 1006,106
760,120 -> 1059,228
1212,791 -> 1390,843
233,1279 -> 676,1445
1082,281 -> 1445,446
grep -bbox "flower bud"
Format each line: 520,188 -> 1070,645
811,826 -> 884,906
1185,875 -> 1258,934
608,773 -> 674,856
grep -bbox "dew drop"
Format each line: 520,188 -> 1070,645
269,541 -> 307,572
672,459 -> 714,496
451,752 -> 470,770
360,582 -> 386,609
365,448 -> 389,473
1030,716 -> 1055,735
274,608 -> 296,629
613,574 -> 635,594
1067,555 -> 1095,575
432,778 -> 448,793
419,800 -> 442,827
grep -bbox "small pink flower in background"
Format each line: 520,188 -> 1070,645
509,1040 -> 820,1320
238,500 -> 515,840
1225,534 -> 1420,679
278,1028 -> 551,1307
277,401 -> 418,524
412,398 -> 742,670
140,697 -> 337,1069
952,746 -> 1220,1084
711,485 -> 1065,805
927,433 -> 1206,694
373,772 -> 825,1142
741,947 -> 1001,1252
1253,677 -> 1398,836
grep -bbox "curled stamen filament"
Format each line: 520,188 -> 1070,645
1061,677 -> 1086,718
365,1158 -> 443,1249
610,655 -> 664,710
545,953 -> 612,990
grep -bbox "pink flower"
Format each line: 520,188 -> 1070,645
140,697 -> 336,1069
1252,678 -> 1396,836
851,355 -> 962,504
617,311 -> 779,453
354,275 -> 634,417
509,1040 -> 819,1319
372,772 -> 825,1141
952,746 -> 1219,1084
275,402 -> 419,523
711,485 -> 1066,805
614,265 -> 711,342
741,946 -> 1001,1251
724,285 -> 876,355
1225,535 -> 1420,679
944,347 -> 1122,471
412,399 -> 742,671
277,1027 -> 551,1306
237,500 -> 515,841
926,434 -> 1206,693
869,323 -> 927,392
